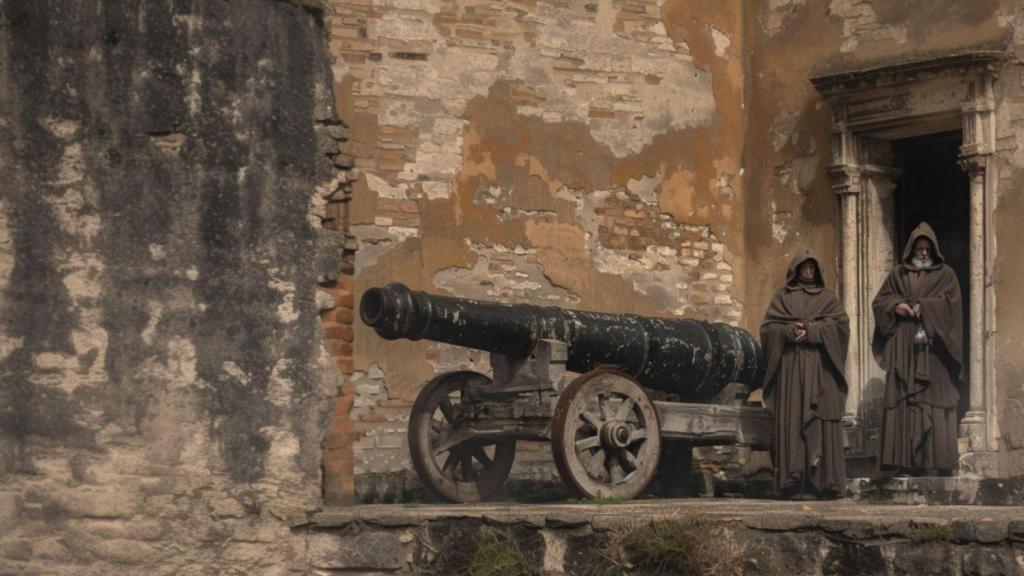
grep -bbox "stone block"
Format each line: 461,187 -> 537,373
0,492 -> 18,532
85,538 -> 162,565
973,520 -> 1008,544
1007,519 -> 1024,541
962,547 -> 1021,576
0,538 -> 32,561
306,531 -> 406,570
54,486 -> 142,519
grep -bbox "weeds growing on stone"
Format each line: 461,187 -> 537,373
622,515 -> 745,576
909,524 -> 953,543
464,527 -> 540,576
425,524 -> 540,576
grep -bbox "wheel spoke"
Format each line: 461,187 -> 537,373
626,428 -> 647,445
620,449 -> 640,472
609,458 -> 624,484
575,435 -> 601,452
438,398 -> 455,422
584,448 -> 607,480
441,450 -> 458,472
431,429 -> 453,456
472,445 -> 493,468
580,409 -> 603,431
615,397 -> 635,421
460,451 -> 475,481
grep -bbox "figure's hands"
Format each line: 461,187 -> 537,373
793,322 -> 807,342
912,303 -> 921,318
895,303 -> 914,318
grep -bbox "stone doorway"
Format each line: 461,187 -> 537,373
893,131 -> 972,423
811,52 -> 1001,477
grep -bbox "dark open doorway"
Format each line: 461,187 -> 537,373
893,131 -> 971,420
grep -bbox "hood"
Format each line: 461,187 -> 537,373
785,247 -> 825,291
901,221 -> 945,269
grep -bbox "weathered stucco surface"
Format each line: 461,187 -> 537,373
993,7 -> 1024,475
0,0 -> 344,572
326,0 -> 750,499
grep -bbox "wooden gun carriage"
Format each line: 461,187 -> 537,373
360,283 -> 772,502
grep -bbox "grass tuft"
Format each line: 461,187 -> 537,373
909,524 -> 953,543
622,515 -> 745,576
464,527 -> 540,576
428,524 -> 539,576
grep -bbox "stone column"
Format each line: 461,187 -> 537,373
828,128 -> 865,438
839,187 -> 861,421
958,159 -> 988,450
957,70 -> 999,472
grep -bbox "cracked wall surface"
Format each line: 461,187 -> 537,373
0,0 -> 344,573
326,0 -> 748,500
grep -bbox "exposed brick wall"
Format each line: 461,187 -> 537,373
322,0 -> 749,501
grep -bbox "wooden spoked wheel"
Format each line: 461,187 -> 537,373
408,371 -> 516,502
551,369 -> 661,500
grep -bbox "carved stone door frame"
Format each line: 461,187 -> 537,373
811,52 -> 1001,475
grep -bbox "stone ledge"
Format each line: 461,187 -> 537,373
848,475 -> 1024,505
313,498 -> 1024,544
307,500 -> 1024,575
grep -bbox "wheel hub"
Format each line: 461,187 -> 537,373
600,421 -> 631,449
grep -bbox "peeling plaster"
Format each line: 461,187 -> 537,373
365,173 -> 411,200
368,0 -> 714,171
710,26 -> 732,58
761,0 -> 807,36
433,242 -> 580,304
567,187 -> 741,320
828,0 -> 907,52
769,110 -> 802,152
350,224 -> 419,271
770,201 -> 791,244
626,172 -> 664,206
773,153 -> 819,197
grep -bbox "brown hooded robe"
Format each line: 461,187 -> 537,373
760,249 -> 849,495
873,222 -> 963,473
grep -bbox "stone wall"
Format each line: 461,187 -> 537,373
0,0 -> 344,573
992,9 -> 1024,475
310,500 -> 1024,575
325,0 -> 750,502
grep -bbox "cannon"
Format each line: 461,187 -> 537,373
360,283 -> 771,502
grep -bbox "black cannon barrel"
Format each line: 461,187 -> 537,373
360,283 -> 763,401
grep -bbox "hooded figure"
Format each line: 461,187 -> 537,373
760,249 -> 849,498
872,222 -> 963,475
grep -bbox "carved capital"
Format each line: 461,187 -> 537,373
957,153 -> 988,174
828,164 -> 862,195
